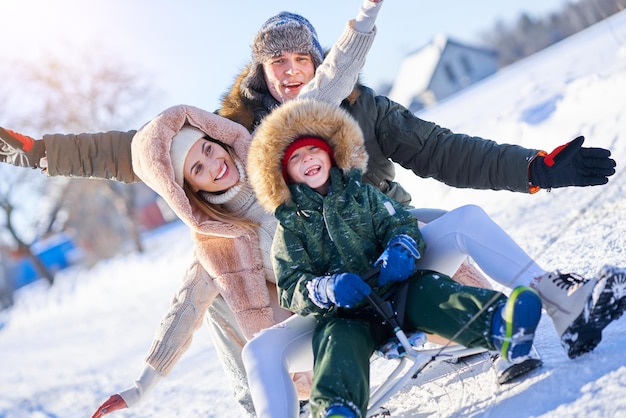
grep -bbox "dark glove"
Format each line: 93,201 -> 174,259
307,273 -> 371,308
375,234 -> 421,286
0,127 -> 45,168
92,394 -> 128,418
529,136 -> 615,189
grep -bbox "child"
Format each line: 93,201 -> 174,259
246,98 -> 544,418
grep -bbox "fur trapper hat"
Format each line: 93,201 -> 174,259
247,98 -> 368,214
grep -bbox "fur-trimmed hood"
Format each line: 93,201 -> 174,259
248,98 -> 368,214
131,105 -> 253,237
131,105 -> 285,351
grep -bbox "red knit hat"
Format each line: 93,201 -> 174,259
281,136 -> 335,182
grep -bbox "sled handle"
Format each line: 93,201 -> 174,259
362,267 -> 413,350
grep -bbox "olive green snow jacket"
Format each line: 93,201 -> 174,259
224,69 -> 540,204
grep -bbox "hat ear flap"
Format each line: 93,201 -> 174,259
241,63 -> 267,102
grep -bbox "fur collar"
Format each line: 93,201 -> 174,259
219,63 -> 364,133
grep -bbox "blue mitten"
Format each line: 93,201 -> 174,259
375,234 -> 421,286
307,273 -> 371,308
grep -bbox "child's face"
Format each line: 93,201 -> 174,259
286,145 -> 332,194
262,51 -> 315,103
183,139 -> 240,193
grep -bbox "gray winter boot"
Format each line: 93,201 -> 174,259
534,266 -> 626,358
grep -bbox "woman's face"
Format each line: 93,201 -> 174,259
286,145 -> 332,194
183,138 -> 240,193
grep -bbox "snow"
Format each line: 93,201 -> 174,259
2,9 -> 626,418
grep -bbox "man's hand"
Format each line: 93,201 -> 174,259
529,136 -> 616,189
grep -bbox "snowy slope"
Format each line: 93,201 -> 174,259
2,10 -> 626,418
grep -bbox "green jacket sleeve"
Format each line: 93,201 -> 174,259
42,130 -> 140,183
347,87 -> 540,193
272,223 -> 327,317
365,184 -> 426,255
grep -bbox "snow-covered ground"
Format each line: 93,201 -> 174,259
2,9 -> 626,418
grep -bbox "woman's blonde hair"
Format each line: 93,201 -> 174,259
183,138 -> 258,231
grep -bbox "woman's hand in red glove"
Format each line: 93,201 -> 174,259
92,394 -> 128,418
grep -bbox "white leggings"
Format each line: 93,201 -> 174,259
241,204 -> 547,418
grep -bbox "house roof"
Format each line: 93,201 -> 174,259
388,34 -> 497,108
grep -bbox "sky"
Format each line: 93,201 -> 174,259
0,0 -> 569,121
1,9 -> 626,418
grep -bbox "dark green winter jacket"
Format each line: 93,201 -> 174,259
273,167 -> 425,317
247,98 -> 428,317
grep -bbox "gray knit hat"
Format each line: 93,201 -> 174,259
242,12 -> 325,101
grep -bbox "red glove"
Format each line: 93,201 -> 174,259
92,394 -> 128,418
0,126 -> 45,168
0,127 -> 35,151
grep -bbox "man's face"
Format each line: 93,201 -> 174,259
262,51 -> 315,103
